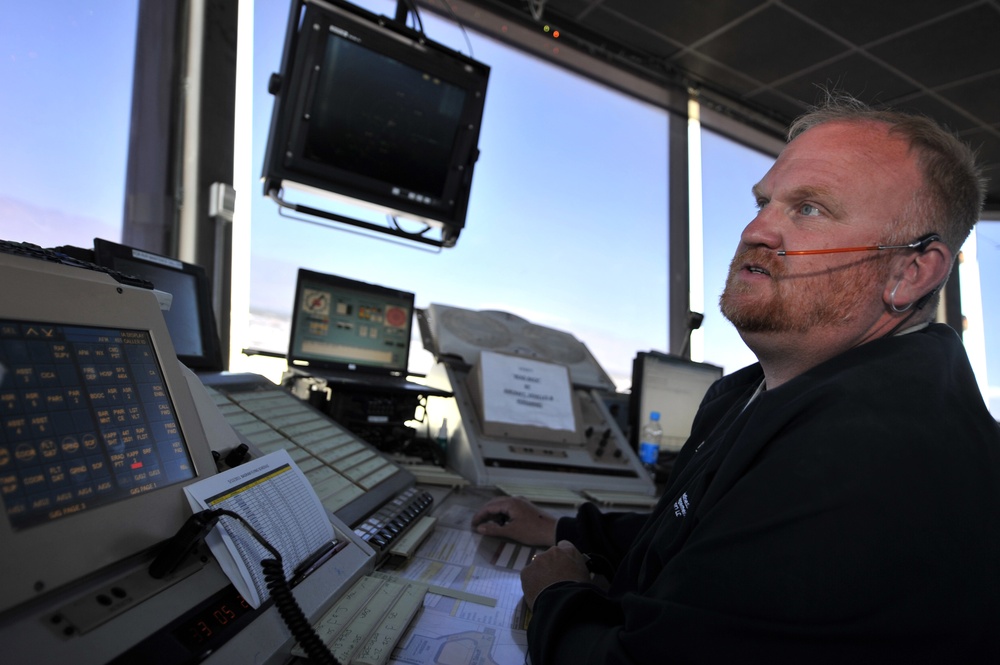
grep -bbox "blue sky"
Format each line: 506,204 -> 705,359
0,2 -> 134,245
244,0 -> 672,386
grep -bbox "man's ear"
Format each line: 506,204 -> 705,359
884,239 -> 952,311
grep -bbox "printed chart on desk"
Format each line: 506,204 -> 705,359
382,491 -> 547,665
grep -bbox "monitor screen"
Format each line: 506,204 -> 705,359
0,320 -> 195,532
305,36 -> 465,200
288,268 -> 415,376
0,253 -> 218,615
262,0 -> 490,241
93,238 -> 224,372
629,354 -> 724,453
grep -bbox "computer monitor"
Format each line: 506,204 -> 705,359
287,268 -> 415,377
262,0 -> 490,246
0,253 -> 218,614
629,353 -> 724,453
93,238 -> 224,372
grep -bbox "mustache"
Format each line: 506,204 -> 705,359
728,247 -> 784,278
728,245 -> 885,281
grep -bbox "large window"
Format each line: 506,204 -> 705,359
239,0 -> 670,390
4,1 -> 996,418
0,2 -> 137,248
962,221 -> 1000,419
696,127 -> 772,375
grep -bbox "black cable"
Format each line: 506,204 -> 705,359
260,557 -> 339,665
438,0 -> 476,58
401,0 -> 424,34
387,214 -> 433,236
212,509 -> 341,665
152,508 -> 342,665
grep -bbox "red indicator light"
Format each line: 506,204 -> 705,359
131,461 -> 143,469
553,30 -> 560,38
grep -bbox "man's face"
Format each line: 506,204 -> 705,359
720,121 -> 922,336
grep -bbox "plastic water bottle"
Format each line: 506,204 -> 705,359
639,411 -> 662,475
436,418 -> 449,452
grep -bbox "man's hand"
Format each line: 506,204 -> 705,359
471,495 -> 558,547
521,540 -> 591,610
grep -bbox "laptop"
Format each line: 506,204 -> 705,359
286,268 -> 447,396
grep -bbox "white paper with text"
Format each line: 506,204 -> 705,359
184,449 -> 335,607
479,351 -> 576,431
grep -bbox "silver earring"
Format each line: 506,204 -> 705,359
890,281 -> 913,313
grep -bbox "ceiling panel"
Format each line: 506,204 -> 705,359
742,89 -> 810,125
937,73 -> 1000,126
572,6 -> 683,60
866,4 -> 1000,88
693,5 -> 845,84
782,0 -> 969,46
454,0 -> 1000,207
774,53 -> 919,108
892,94 -> 983,135
596,0 -> 769,45
670,51 -> 761,97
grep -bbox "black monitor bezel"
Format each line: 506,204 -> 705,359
0,256 -> 219,615
628,352 -> 724,451
287,267 -> 416,377
93,238 -> 224,372
261,0 -> 490,234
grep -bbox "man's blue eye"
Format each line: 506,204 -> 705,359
800,203 -> 821,216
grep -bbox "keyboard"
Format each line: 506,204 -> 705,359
0,239 -> 154,289
203,382 -> 401,513
353,487 -> 434,556
201,376 -> 435,556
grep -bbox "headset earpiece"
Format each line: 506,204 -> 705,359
912,233 -> 941,252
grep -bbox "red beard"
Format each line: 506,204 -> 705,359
719,247 -> 889,334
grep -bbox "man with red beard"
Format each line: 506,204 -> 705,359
472,96 -> 1000,664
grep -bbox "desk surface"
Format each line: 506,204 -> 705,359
378,486 -> 555,665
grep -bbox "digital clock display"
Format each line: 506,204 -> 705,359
171,586 -> 258,653
106,584 -> 265,664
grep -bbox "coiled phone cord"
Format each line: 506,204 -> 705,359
150,508 -> 341,665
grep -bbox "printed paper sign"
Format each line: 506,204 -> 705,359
479,351 -> 576,431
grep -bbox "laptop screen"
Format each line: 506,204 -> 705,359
287,268 -> 415,376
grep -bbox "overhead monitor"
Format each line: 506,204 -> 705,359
287,268 -> 415,377
629,353 -> 724,454
0,253 -> 218,614
262,0 -> 490,247
93,238 -> 224,372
